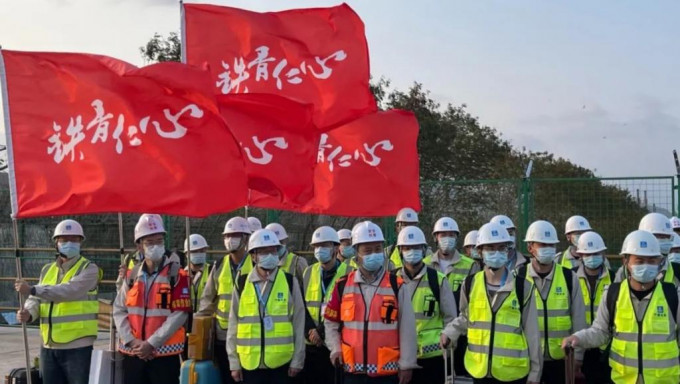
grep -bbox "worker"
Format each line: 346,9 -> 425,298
669,233 -> 680,264
337,228 -> 356,266
516,220 -> 586,384
184,234 -> 211,312
114,214 -> 191,384
302,226 -> 353,384
116,213 -> 163,290
386,207 -> 420,270
395,226 -> 456,383
227,228 -> 306,384
265,222 -> 308,284
15,219 -> 99,384
462,230 -> 483,270
558,215 -> 593,270
562,230 -> 680,384
571,231 -> 613,384
196,216 -> 252,384
324,221 -> 418,384
440,222 -> 541,384
615,213 -> 679,285
490,214 -> 528,271
248,216 -> 263,233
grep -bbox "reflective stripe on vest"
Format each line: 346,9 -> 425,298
340,271 -> 401,377
464,271 -> 530,381
235,271 -> 294,370
190,265 -> 211,312
423,253 -> 475,292
39,257 -> 98,345
610,281 -> 680,384
304,262 -> 350,329
118,263 -> 185,357
579,271 -> 611,326
527,265 -> 572,360
560,250 -> 573,269
407,268 -> 446,358
216,254 -> 253,329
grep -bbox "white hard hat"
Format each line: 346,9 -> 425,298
639,213 -> 673,237
671,216 -> 680,230
621,230 -> 660,257
337,229 -> 352,241
433,217 -> 460,235
524,220 -> 559,244
134,214 -> 166,243
247,217 -> 262,232
672,233 -> 680,249
352,221 -> 385,246
463,231 -> 479,248
396,207 -> 419,223
397,226 -> 427,247
565,215 -> 592,235
223,217 -> 251,235
184,234 -> 209,252
490,215 -> 516,230
476,222 -> 512,248
248,229 -> 281,252
576,231 -> 606,254
265,223 -> 288,241
311,226 -> 340,245
53,219 -> 85,240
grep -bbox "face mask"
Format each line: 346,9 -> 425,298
278,245 -> 287,258
582,254 -> 603,269
469,248 -> 481,260
362,252 -> 385,272
507,236 -> 516,249
144,244 -> 165,263
403,249 -> 424,265
257,253 -> 279,270
629,263 -> 658,284
57,242 -> 80,259
190,252 -> 207,265
483,250 -> 508,269
314,247 -> 333,264
224,237 -> 242,253
341,246 -> 355,259
668,252 -> 680,264
658,239 -> 672,255
438,237 -> 457,252
570,234 -> 581,247
535,247 -> 557,265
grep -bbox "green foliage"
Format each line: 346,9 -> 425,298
140,32 -> 181,64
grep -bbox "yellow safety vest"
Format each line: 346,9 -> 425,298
403,267 -> 446,359
609,281 -> 680,384
465,271 -> 530,381
281,252 -> 301,278
424,253 -> 475,292
39,257 -> 98,345
663,263 -> 677,284
526,265 -> 572,360
216,254 -> 253,329
235,270 -> 294,370
389,246 -> 403,270
559,249 -> 574,269
579,270 -> 611,326
303,262 -> 350,328
189,265 -> 211,312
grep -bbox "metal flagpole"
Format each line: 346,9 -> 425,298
13,219 -> 33,384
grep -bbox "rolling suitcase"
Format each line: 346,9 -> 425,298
180,359 -> 220,384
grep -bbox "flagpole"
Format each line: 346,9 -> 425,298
13,219 -> 33,384
110,213 -> 125,383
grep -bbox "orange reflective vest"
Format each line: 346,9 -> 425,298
340,271 -> 401,377
118,262 -> 187,357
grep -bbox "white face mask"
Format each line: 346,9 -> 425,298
144,244 -> 165,263
224,237 -> 242,253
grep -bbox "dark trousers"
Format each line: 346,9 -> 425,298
243,364 -> 291,384
215,340 -> 236,384
540,359 -> 565,384
122,354 -> 180,384
302,345 -> 340,384
454,336 -> 470,377
413,355 -> 446,383
582,348 -> 613,384
342,374 -> 398,384
41,346 -> 93,384
473,378 -> 527,384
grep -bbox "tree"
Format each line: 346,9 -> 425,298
140,32 -> 181,64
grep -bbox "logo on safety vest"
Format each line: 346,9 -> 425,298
656,305 -> 666,317
511,299 -> 518,309
491,230 -> 499,237
276,292 -> 285,301
182,287 -> 189,294
556,287 -> 563,295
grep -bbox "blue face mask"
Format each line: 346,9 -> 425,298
438,237 -> 457,252
571,234 -> 581,247
314,247 -> 333,264
190,252 -> 207,265
483,250 -> 508,269
469,248 -> 481,260
58,242 -> 80,259
658,239 -> 672,255
278,246 -> 287,258
629,263 -> 658,283
257,253 -> 279,270
535,247 -> 557,265
341,246 -> 355,259
362,252 -> 385,272
582,255 -> 603,269
668,252 -> 680,264
402,249 -> 424,265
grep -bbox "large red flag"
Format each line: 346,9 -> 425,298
0,50 -> 248,218
183,3 -> 376,128
305,110 -> 421,216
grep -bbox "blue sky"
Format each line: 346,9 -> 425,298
1,0 -> 678,177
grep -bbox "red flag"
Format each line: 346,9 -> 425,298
305,110 -> 421,216
183,3 -> 376,128
0,50 -> 248,218
217,94 -> 319,210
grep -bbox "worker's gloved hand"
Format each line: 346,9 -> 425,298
231,370 -> 243,382
308,329 -> 323,347
398,369 -> 412,384
14,280 -> 32,297
330,351 -> 343,367
561,335 -> 580,350
288,368 -> 301,377
16,309 -> 31,323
